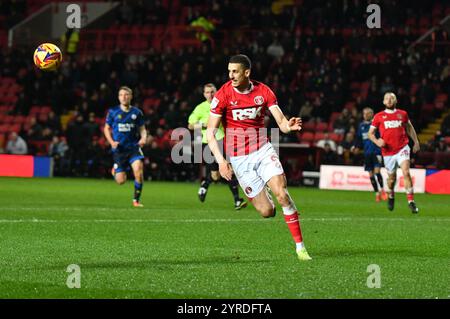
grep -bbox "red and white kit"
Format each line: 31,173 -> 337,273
371,108 -> 411,173
210,80 -> 284,198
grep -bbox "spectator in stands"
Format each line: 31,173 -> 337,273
436,137 -> 449,152
339,131 -> 355,165
441,113 -> 450,136
86,137 -> 105,177
321,142 -> 339,165
49,136 -> 70,176
83,112 -> 100,141
298,101 -> 313,122
303,154 -> 318,171
316,133 -> 337,152
45,111 -> 62,136
5,132 -> 27,155
417,78 -> 436,104
333,113 -> 349,135
26,117 -> 43,141
266,38 -> 285,59
66,115 -> 88,176
380,76 -> 395,95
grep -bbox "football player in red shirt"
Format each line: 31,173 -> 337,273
206,54 -> 312,261
368,92 -> 420,213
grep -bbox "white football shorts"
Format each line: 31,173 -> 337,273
383,144 -> 411,174
229,142 -> 284,198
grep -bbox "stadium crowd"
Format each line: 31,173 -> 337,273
0,0 -> 450,181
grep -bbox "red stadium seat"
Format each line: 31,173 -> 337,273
301,121 -> 316,132
13,115 -> 26,124
0,124 -> 8,133
329,133 -> 344,143
298,131 -> 314,143
444,137 -> 450,146
10,124 -> 21,133
316,122 -> 329,132
0,133 -> 5,148
1,115 -> 14,124
314,132 -> 326,143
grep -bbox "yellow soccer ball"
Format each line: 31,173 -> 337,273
33,43 -> 63,71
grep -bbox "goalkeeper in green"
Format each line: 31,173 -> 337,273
188,83 -> 247,210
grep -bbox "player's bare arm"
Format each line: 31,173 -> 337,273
207,115 -> 232,181
103,123 -> 119,148
269,106 -> 302,133
406,120 -> 420,153
138,125 -> 147,148
368,126 -> 385,148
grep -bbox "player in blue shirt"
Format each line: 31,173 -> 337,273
353,107 -> 388,202
103,86 -> 147,207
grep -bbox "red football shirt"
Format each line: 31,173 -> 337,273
371,108 -> 410,156
210,80 -> 279,156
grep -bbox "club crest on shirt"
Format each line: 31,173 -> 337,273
117,114 -> 122,120
131,114 -> 137,120
397,114 -> 402,119
254,96 -> 264,105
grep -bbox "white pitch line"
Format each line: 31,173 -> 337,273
0,217 -> 449,223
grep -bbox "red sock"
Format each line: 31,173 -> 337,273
407,193 -> 414,202
283,211 -> 303,243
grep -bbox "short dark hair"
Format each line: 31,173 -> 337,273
229,54 -> 251,70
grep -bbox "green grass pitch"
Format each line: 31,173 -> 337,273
0,177 -> 449,298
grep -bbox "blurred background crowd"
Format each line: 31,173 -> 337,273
0,0 -> 449,183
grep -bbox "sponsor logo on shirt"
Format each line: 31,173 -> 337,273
231,106 -> 262,120
384,120 -> 402,129
118,123 -> 135,132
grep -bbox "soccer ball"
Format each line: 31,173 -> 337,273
33,43 -> 62,71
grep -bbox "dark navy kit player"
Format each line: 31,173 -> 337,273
103,86 -> 147,207
353,107 -> 388,202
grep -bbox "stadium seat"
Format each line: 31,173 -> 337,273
0,133 -> 5,148
302,121 -> 316,132
1,115 -> 14,124
10,124 -> 21,133
316,122 -> 329,132
313,132 -> 326,143
443,136 -> 450,146
329,133 -> 344,143
13,115 -> 26,124
0,124 -> 8,133
298,131 -> 314,144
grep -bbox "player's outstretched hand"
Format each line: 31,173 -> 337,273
288,117 -> 302,132
138,138 -> 146,148
413,143 -> 420,153
219,161 -> 233,181
111,141 -> 119,149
